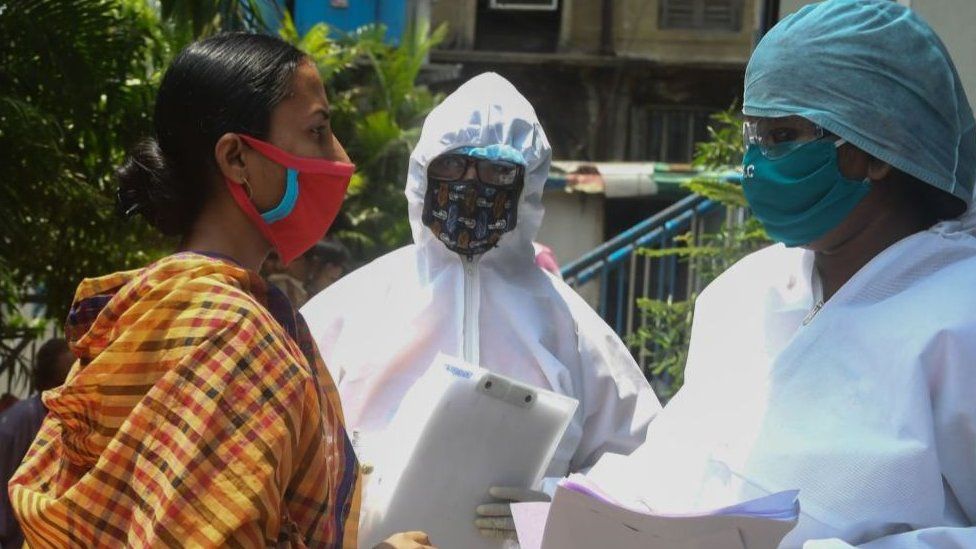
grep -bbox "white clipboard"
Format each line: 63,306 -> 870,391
358,353 -> 579,549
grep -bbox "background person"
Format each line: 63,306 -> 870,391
306,238 -> 352,295
302,72 -> 660,540
0,338 -> 72,548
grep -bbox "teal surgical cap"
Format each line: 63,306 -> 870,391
452,144 -> 526,166
744,0 -> 976,207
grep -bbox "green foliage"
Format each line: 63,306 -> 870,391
278,12 -> 359,81
158,0 -> 273,37
631,105 -> 769,398
0,0 -> 175,393
683,176 -> 750,209
693,104 -> 744,171
0,1 -> 446,392
627,298 -> 693,398
280,15 -> 446,258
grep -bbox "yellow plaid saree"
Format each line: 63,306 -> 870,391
9,253 -> 360,548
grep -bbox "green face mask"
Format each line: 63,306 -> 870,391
742,140 -> 870,247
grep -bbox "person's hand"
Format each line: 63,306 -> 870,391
373,531 -> 436,549
475,486 -> 550,540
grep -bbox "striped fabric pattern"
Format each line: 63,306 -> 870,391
9,253 -> 360,548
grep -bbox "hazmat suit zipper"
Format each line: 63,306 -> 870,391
462,254 -> 481,364
805,266 -> 825,326
802,300 -> 824,326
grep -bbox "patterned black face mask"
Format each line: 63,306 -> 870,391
422,178 -> 523,258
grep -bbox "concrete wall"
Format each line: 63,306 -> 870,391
608,0 -> 757,65
536,191 -> 604,307
430,0 -> 476,49
434,0 -> 757,65
777,0 -> 814,17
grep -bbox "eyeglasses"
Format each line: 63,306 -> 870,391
743,118 -> 838,159
428,154 -> 523,186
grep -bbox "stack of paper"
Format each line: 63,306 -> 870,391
513,474 -> 799,549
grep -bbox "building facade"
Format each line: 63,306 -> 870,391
429,0 -> 759,164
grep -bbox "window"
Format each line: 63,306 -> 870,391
629,107 -> 713,163
659,0 -> 742,31
475,0 -> 560,52
489,0 -> 559,10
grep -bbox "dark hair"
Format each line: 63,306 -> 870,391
307,239 -> 351,268
34,338 -> 70,392
890,169 -> 967,227
116,33 -> 308,236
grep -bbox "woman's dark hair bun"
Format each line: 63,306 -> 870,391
115,138 -> 186,236
114,32 -> 308,239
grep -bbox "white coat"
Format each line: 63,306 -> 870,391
601,226 -> 976,548
301,73 -> 660,487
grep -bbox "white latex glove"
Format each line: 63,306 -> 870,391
475,486 -> 551,540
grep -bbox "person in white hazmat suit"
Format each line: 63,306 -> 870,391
583,1 -> 976,547
301,72 -> 660,540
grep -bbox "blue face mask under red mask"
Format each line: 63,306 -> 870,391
225,135 -> 354,264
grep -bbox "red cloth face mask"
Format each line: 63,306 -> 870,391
225,134 -> 353,265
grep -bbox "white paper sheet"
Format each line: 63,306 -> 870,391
514,473 -> 799,549
511,502 -> 550,549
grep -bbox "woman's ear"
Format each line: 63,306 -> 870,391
837,143 -> 892,183
867,157 -> 893,183
836,143 -> 869,180
214,133 -> 248,184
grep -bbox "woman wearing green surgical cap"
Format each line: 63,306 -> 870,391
579,1 -> 976,547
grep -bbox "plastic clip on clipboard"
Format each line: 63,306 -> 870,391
358,353 -> 579,549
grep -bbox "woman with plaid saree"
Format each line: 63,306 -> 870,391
8,33 -> 432,549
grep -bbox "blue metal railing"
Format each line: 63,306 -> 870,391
560,193 -> 723,338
